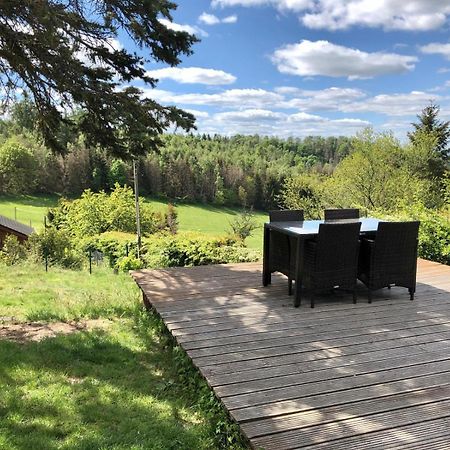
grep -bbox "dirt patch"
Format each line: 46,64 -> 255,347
0,319 -> 111,343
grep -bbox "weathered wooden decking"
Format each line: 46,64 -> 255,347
132,259 -> 450,449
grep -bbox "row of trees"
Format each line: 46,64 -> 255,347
0,109 -> 353,209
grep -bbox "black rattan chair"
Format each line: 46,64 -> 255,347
295,222 -> 361,308
358,221 -> 420,303
269,210 -> 304,222
324,208 -> 360,220
268,210 -> 304,295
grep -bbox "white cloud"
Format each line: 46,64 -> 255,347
341,91 -> 438,116
271,40 -> 417,79
140,85 -> 446,121
277,86 -> 367,110
159,18 -> 208,37
302,1 -> 450,31
184,109 -> 210,119
198,108 -> 370,137
199,12 -> 238,25
215,109 -> 284,122
223,14 -> 238,23
212,0 -> 312,11
420,42 -> 450,60
144,88 -> 284,109
199,13 -> 221,25
212,0 -> 450,31
146,67 -> 236,85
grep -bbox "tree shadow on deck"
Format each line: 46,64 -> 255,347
131,261 -> 450,449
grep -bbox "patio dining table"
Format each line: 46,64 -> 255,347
262,217 -> 382,306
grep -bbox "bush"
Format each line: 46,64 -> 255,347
228,210 -> 257,243
28,227 -> 83,269
80,232 -> 137,268
115,255 -> 144,272
48,184 -> 174,238
0,235 -> 27,265
144,232 -> 259,268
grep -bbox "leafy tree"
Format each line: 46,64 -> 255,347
325,129 -> 433,211
278,174 -> 324,219
108,159 -> 129,187
0,138 -> 37,193
408,102 -> 450,160
0,0 -> 198,157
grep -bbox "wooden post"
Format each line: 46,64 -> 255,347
133,160 -> 142,259
262,225 -> 271,286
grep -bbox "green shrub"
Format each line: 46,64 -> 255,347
228,209 -> 257,243
115,255 -> 144,272
80,232 -> 137,268
0,235 -> 27,265
144,232 -> 259,268
48,184 -> 174,238
28,227 -> 83,269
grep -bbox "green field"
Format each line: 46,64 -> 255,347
0,195 -> 267,249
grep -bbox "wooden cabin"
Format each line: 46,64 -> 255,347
0,215 -> 34,248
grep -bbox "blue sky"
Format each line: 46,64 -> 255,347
132,0 -> 450,139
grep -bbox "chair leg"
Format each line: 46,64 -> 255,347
294,289 -> 301,308
310,292 -> 315,308
353,289 -> 357,304
288,277 -> 293,295
409,288 -> 415,301
368,289 -> 372,304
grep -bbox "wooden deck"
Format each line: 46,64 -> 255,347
132,259 -> 450,449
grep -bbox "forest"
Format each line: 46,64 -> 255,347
0,98 -> 353,209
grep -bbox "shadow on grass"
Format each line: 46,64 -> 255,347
0,313 -> 214,450
0,194 -> 61,208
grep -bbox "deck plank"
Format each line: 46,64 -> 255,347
131,258 -> 450,450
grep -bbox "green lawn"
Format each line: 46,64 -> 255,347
0,195 -> 267,249
0,195 -> 60,230
0,264 -> 247,449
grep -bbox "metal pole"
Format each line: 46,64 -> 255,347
133,160 -> 142,259
14,207 -> 17,221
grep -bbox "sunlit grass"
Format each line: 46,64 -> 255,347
0,195 -> 268,249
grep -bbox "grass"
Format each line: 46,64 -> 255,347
0,264 -> 248,449
0,195 -> 267,249
0,263 -> 137,322
0,194 -> 60,230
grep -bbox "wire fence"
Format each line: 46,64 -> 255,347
1,207 -> 46,230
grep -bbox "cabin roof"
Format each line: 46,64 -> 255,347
0,215 -> 35,237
